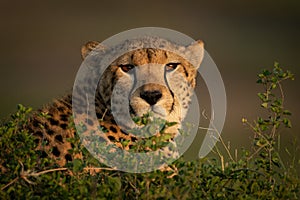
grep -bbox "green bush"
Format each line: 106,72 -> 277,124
0,62 -> 299,199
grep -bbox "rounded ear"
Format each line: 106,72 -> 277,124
186,40 -> 205,69
81,41 -> 100,60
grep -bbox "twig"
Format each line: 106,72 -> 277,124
101,109 -> 108,121
1,160 -> 118,191
200,110 -> 234,162
83,167 -> 117,172
1,177 -> 19,191
25,168 -> 68,177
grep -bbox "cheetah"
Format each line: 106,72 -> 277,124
27,37 -> 204,171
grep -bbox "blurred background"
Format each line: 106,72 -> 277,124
0,1 -> 299,158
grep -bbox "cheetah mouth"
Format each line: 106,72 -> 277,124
151,106 -> 167,117
129,104 -> 168,119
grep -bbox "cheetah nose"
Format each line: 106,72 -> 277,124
140,90 -> 162,106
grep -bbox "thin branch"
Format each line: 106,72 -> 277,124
83,167 -> 117,172
26,168 -> 68,177
1,177 -> 19,191
278,82 -> 285,106
246,143 -> 268,161
1,162 -> 118,191
101,109 -> 108,121
200,110 -> 234,162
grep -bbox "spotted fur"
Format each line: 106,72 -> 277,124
27,37 -> 204,167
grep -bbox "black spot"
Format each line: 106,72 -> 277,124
109,126 -> 117,133
34,131 -> 43,138
65,154 -> 72,162
60,114 -> 69,122
108,136 -> 117,142
96,112 -> 102,119
119,136 -> 126,141
47,129 -> 55,135
41,137 -> 50,145
38,150 -> 48,158
52,146 -> 60,157
33,120 -> 39,127
71,143 -> 75,148
98,136 -> 106,143
44,123 -> 49,129
49,118 -> 59,126
55,135 -> 63,143
128,144 -> 133,149
121,129 -> 129,135
66,103 -> 72,109
131,137 -> 137,142
86,118 -> 94,126
60,123 -> 68,130
34,138 -> 40,144
57,106 -> 66,112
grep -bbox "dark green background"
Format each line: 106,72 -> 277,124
1,1 -> 299,154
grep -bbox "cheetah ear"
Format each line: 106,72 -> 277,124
186,40 -> 204,69
81,41 -> 100,60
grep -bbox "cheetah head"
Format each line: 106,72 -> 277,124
81,37 -> 204,132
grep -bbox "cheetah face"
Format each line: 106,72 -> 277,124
112,49 -> 200,124
82,39 -> 204,130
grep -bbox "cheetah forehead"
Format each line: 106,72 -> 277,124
88,36 -> 204,69
112,49 -> 188,66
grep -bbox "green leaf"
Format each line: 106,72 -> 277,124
258,73 -> 265,78
258,93 -> 266,101
272,157 -> 281,168
260,125 -> 268,131
283,118 -> 292,128
256,79 -> 262,84
262,69 -> 271,76
261,102 -> 268,108
165,121 -> 177,127
283,110 -> 292,115
72,159 -> 83,173
257,117 -> 264,124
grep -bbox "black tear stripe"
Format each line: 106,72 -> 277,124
128,68 -> 137,103
129,105 -> 136,116
169,90 -> 175,114
164,69 -> 175,114
182,65 -> 189,78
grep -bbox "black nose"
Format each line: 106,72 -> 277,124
140,90 -> 162,105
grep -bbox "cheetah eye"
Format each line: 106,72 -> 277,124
165,63 -> 180,72
119,64 -> 135,73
